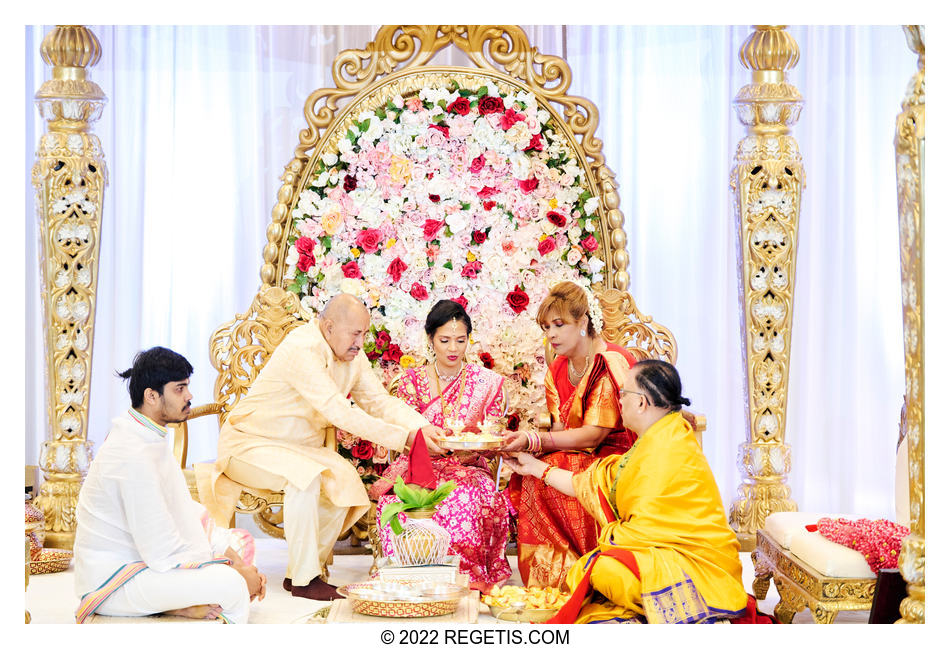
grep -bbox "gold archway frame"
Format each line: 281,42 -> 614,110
260,25 -> 630,293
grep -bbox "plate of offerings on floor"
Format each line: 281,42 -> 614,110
337,580 -> 469,618
482,585 -> 570,623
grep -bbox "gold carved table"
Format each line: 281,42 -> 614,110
752,530 -> 876,623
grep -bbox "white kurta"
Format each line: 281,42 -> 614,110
74,411 -> 249,622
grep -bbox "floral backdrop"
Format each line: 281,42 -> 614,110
284,80 -> 605,482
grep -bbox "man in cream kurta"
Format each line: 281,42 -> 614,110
199,294 -> 443,600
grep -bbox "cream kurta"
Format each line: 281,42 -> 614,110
199,319 -> 429,536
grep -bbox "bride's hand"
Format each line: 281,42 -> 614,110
504,452 -> 547,477
501,431 -> 527,452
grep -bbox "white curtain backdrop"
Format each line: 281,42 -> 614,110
25,25 -> 914,519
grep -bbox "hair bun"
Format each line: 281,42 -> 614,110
680,396 -> 691,407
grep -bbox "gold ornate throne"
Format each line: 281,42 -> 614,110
173,25 -> 699,543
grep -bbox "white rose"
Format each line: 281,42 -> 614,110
285,248 -> 300,279
540,219 -> 556,235
337,136 -> 354,154
321,152 -> 339,166
584,196 -> 600,215
566,248 -> 582,266
472,118 -> 495,148
486,81 -> 500,97
588,256 -> 605,275
445,210 -> 470,234
358,206 -> 384,228
432,266 -> 452,286
503,94 -> 516,109
505,122 -> 532,149
537,109 -> 550,125
315,171 -> 330,188
584,219 -> 598,232
509,152 -> 532,180
568,226 -> 582,244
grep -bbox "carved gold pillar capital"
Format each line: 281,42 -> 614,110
895,24 -> 924,625
728,25 -> 803,550
31,25 -> 107,549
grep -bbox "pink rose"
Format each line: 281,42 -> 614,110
523,133 -> 544,152
477,185 -> 499,199
452,296 -> 469,310
422,219 -> 445,241
406,97 -> 424,112
376,330 -> 391,349
499,107 -> 526,130
461,261 -> 482,279
295,237 -> 316,255
355,228 -> 382,253
537,238 -> 556,256
581,235 -> 599,252
469,154 -> 485,174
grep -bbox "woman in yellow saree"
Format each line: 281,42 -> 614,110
506,360 -> 773,624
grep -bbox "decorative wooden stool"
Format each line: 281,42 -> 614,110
752,513 -> 877,624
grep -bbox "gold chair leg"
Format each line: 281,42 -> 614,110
750,550 -> 772,600
810,605 -> 839,624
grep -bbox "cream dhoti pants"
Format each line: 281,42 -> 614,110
226,455 -> 349,586
96,563 -> 250,623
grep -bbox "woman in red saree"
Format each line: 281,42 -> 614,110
503,282 -> 636,589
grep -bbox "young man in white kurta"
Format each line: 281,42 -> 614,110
74,348 -> 262,623
198,294 -> 444,599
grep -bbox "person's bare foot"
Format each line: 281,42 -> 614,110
290,577 -> 344,601
164,604 -> 223,620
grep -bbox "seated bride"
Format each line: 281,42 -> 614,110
369,299 -> 514,588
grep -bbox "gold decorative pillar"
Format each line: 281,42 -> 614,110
894,25 -> 924,625
31,25 -> 107,549
728,26 -> 803,550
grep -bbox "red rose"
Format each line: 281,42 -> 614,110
581,234 -> 599,252
499,107 -> 526,130
295,236 -> 316,255
506,286 -> 530,314
461,261 -> 482,279
537,238 -> 556,256
428,123 -> 450,137
343,174 -> 357,192
382,343 -> 403,363
447,97 -> 471,115
481,201 -> 496,211
376,330 -> 391,349
387,257 -> 408,283
477,95 -> 504,115
355,228 -> 382,253
351,439 -> 374,460
422,219 -> 445,241
479,352 -> 495,369
546,211 -> 567,228
523,133 -> 544,152
517,177 -> 539,193
341,261 -> 362,278
452,296 -> 469,310
429,194 -> 441,203
477,185 -> 499,198
410,283 -> 429,301
296,251 -> 315,273
366,347 -> 382,361
472,230 -> 487,245
469,154 -> 485,174
506,413 -> 521,431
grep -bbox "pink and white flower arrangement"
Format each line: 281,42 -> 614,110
285,82 -> 605,475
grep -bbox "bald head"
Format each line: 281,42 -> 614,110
319,293 -> 370,361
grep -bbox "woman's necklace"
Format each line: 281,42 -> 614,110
568,340 -> 593,386
434,363 -> 467,428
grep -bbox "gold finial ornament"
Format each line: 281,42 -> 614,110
894,24 -> 924,625
31,25 -> 108,549
728,26 -> 803,550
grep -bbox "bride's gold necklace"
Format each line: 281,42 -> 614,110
435,362 -> 467,425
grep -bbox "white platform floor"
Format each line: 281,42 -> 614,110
25,538 -> 871,625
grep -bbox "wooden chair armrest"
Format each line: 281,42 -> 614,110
682,409 -> 706,449
170,402 -> 224,469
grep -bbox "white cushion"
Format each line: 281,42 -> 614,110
763,512 -> 854,549
789,530 -> 875,579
